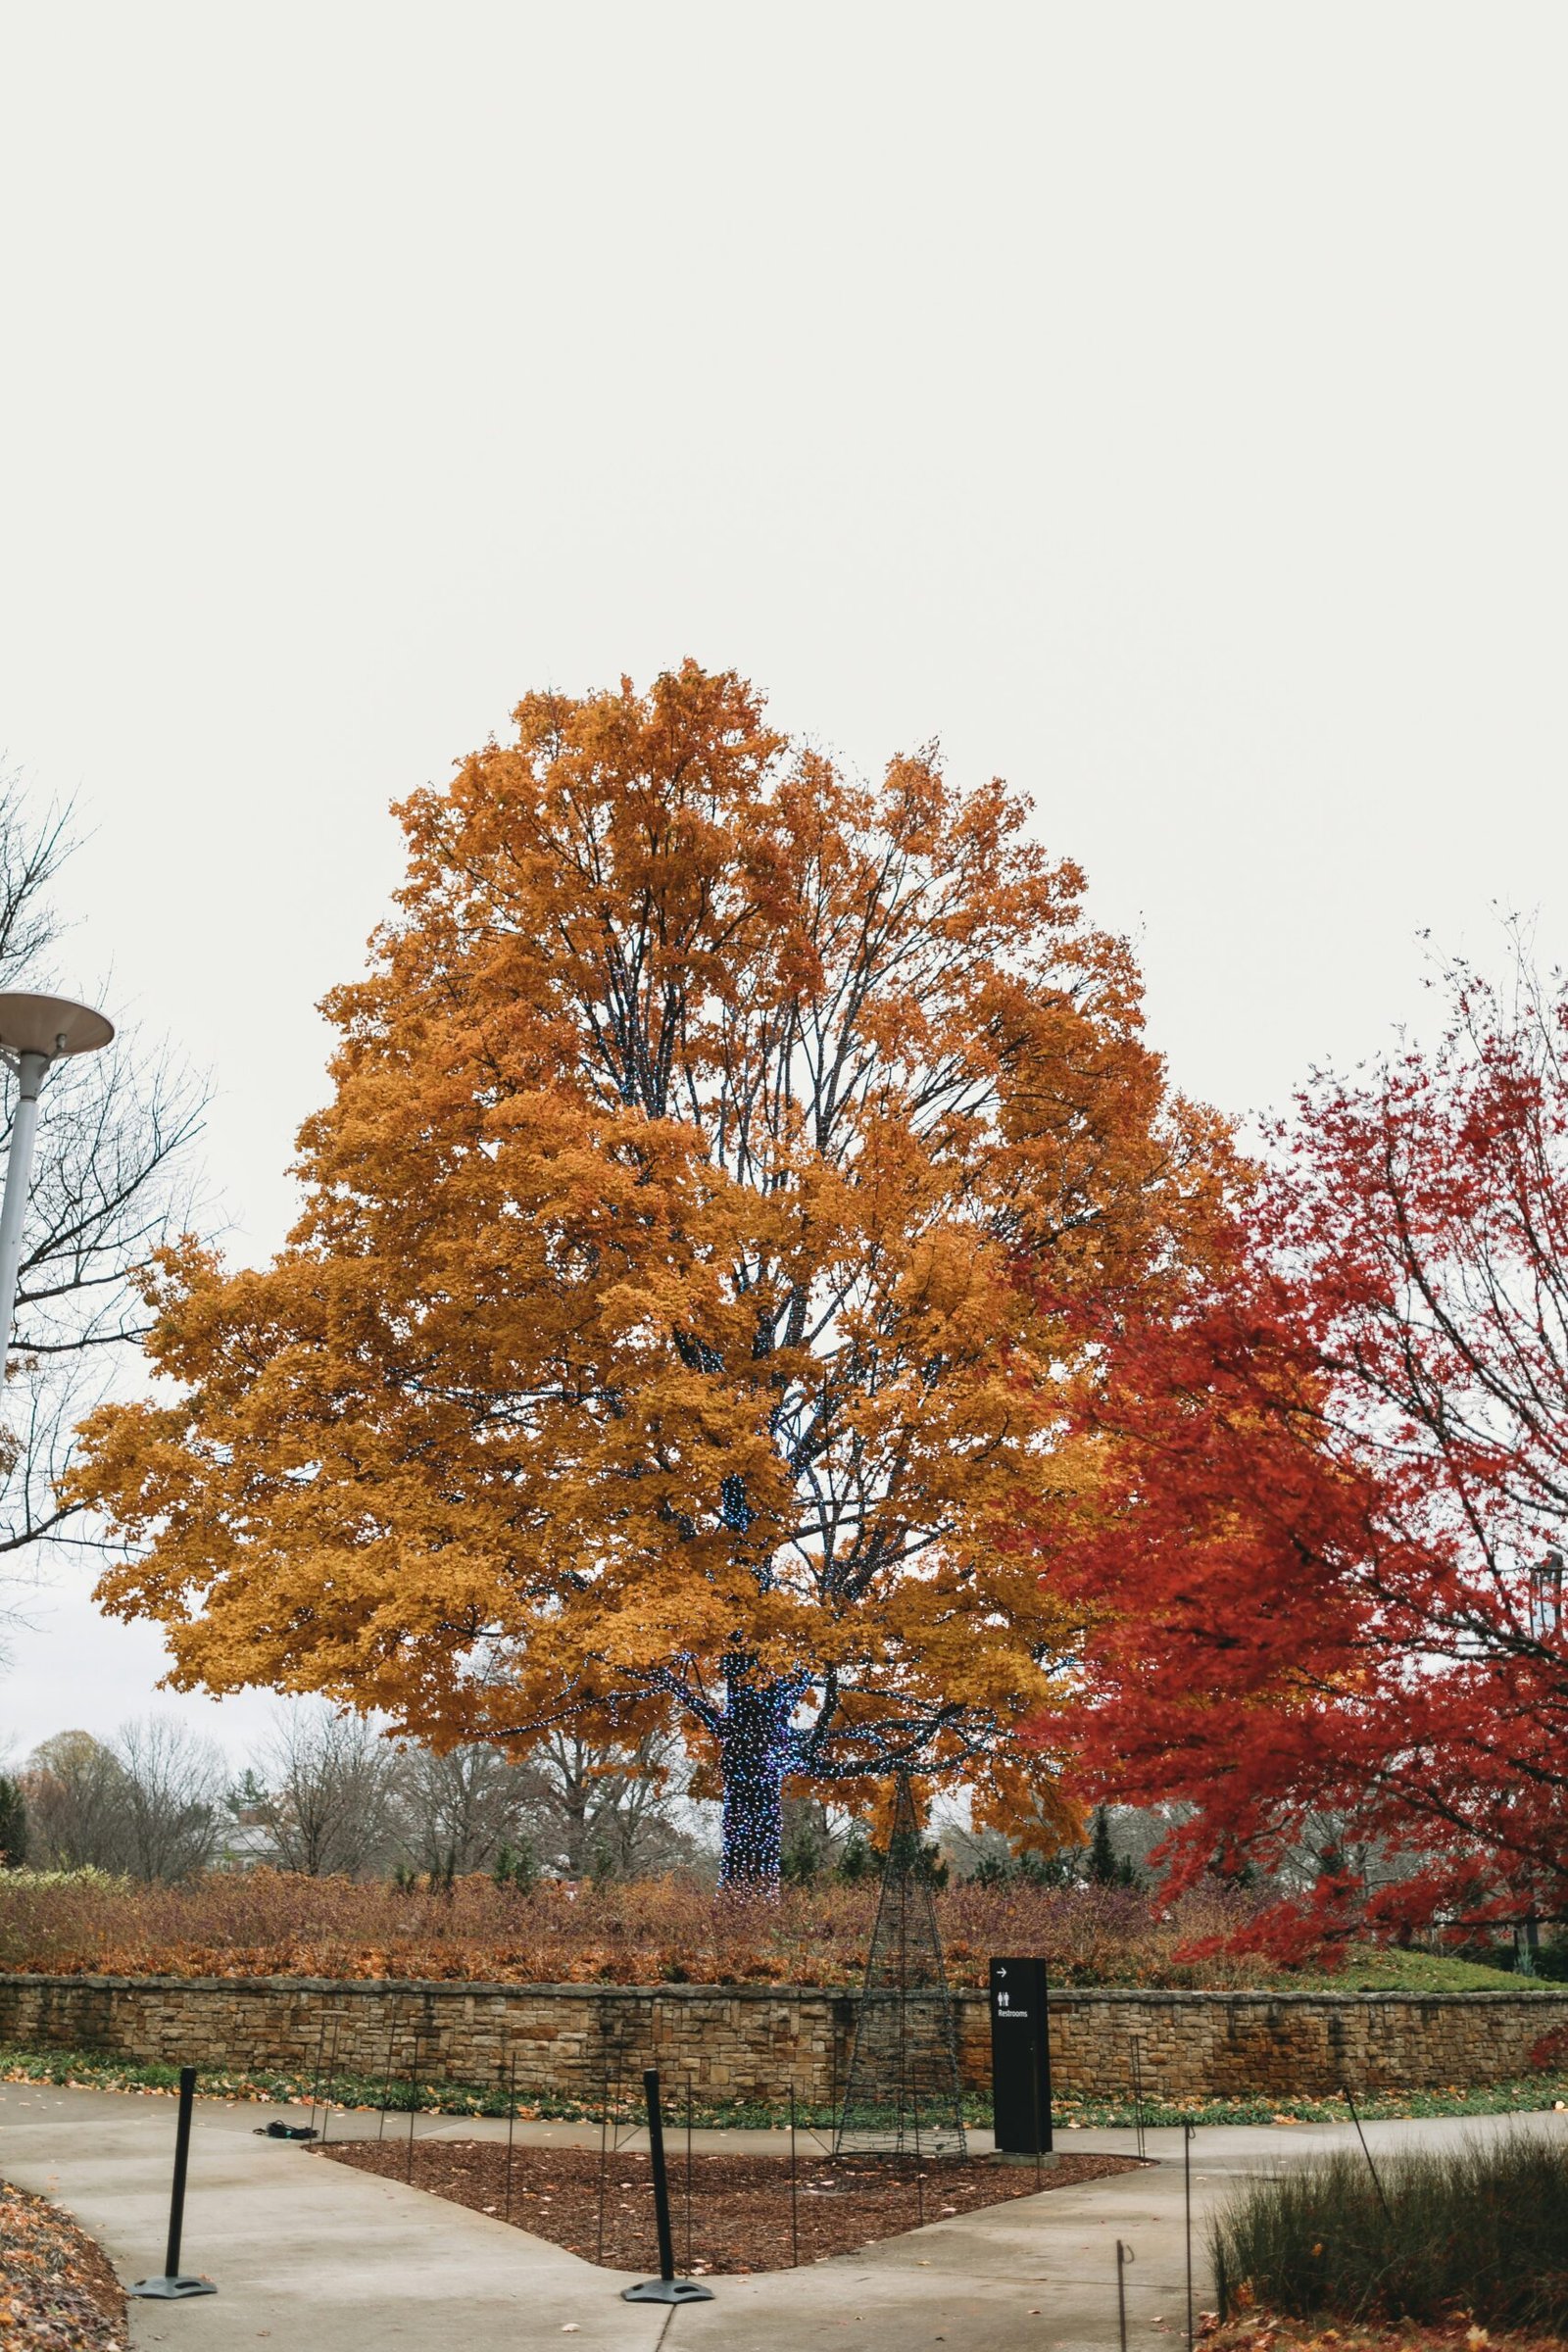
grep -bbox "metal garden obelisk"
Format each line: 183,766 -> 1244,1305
835,1771 -> 967,2159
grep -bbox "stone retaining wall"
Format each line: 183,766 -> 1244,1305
0,1974 -> 1563,2103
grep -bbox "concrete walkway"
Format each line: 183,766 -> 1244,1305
0,2083 -> 1557,2352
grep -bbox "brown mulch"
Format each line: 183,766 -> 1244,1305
320,2136 -> 1137,2275
0,2179 -> 126,2349
1203,2318 -> 1568,2352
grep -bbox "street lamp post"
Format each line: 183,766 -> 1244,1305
0,993 -> 115,1366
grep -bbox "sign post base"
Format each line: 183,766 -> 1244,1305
130,2275 -> 218,2300
621,2278 -> 715,2303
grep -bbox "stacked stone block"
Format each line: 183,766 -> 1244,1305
0,1974 -> 1561,2102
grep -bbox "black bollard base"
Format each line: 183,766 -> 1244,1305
621,2278 -> 714,2304
129,2274 -> 218,2299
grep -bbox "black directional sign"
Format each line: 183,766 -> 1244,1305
988,1955 -> 1053,2154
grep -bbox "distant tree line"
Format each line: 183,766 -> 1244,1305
777,1794 -> 1153,1892
0,1703 -> 705,1885
0,1709 -> 1171,1895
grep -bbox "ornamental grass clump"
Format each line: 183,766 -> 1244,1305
1210,2130 -> 1568,2334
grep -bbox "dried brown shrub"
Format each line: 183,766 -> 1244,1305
0,1869 -> 1274,1987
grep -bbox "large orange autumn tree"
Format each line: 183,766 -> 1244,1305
73,664 -> 1232,1883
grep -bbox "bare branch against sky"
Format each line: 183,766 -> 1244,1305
0,780 -> 209,1582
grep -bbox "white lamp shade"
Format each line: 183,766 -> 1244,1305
0,993 -> 115,1058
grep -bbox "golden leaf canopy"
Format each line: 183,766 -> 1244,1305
71,663 -> 1234,1878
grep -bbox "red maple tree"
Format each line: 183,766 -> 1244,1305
1052,943 -> 1568,1949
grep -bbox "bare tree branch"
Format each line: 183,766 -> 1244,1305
0,770 -> 210,1567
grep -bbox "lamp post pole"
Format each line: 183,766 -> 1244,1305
0,1050 -> 49,1367
0,995 -> 115,1366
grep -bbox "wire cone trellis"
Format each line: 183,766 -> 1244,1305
834,1773 -> 967,2159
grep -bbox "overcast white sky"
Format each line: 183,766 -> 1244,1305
1,4 -> 1564,1765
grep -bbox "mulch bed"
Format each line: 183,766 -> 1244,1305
1205,2319 -> 1567,2352
321,2136 -> 1137,2274
0,2179 -> 126,2349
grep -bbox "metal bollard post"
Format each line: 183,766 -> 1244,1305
596,2058 -> 611,2267
1184,2122 -> 1195,2352
407,2040 -> 420,2182
685,2079 -> 694,2278
307,2008 -> 328,2142
377,1998 -> 400,2142
1343,2086 -> 1393,2221
130,2067 -> 218,2300
505,2048 -> 518,2223
319,2012 -> 340,2147
620,2067 -> 714,2304
789,2085 -> 799,2268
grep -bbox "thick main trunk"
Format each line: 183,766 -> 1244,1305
718,1678 -> 791,1886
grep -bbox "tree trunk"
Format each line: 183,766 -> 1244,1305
557,1739 -> 592,1877
718,1677 -> 790,1886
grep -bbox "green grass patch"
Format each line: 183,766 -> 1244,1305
1327,1946 -> 1524,1994
4,2042 -> 1568,2135
0,2044 -> 607,2124
1052,2077 -> 1568,2129
1210,2129 -> 1568,2332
